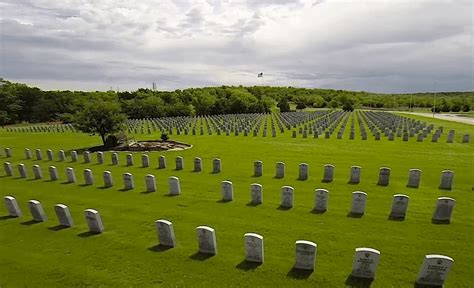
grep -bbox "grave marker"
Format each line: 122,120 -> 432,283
377,167 -> 391,186
196,226 -> 217,255
175,156 -> 184,170
351,248 -> 381,279
275,162 -> 285,178
432,197 -> 455,223
18,163 -> 28,178
294,240 -> 317,270
54,204 -> 74,227
280,186 -> 294,208
84,209 -> 104,233
194,157 -> 202,172
389,194 -> 409,219
3,162 -> 13,176
4,196 -> 22,217
156,219 -> 176,247
299,163 -> 309,180
66,167 -> 76,183
145,174 -> 156,192
158,155 -> 166,169
123,172 -> 134,190
250,183 -> 263,204
33,164 -> 42,179
244,233 -> 264,263
221,180 -> 233,201
28,200 -> 47,222
350,191 -> 367,215
314,189 -> 329,212
103,171 -> 113,188
142,154 -> 149,167
254,160 -> 263,177
323,164 -> 334,182
439,170 -> 454,190
83,169 -> 94,185
407,169 -> 421,188
416,255 -> 454,286
168,176 -> 181,195
49,166 -> 58,181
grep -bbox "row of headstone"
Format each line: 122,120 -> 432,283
155,220 -> 453,285
253,161 -> 454,190
3,196 -> 104,233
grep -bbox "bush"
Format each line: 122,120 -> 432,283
161,133 -> 169,141
431,107 -> 441,113
462,104 -> 470,112
104,135 -> 119,148
342,102 -> 354,111
451,104 -> 461,112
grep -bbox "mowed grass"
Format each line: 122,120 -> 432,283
0,113 -> 473,287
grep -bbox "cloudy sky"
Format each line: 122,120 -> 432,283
0,0 -> 472,92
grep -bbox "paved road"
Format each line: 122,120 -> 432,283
399,112 -> 474,125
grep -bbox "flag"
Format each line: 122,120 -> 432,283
257,72 -> 263,77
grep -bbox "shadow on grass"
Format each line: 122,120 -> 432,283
60,181 -> 74,185
431,219 -> 451,225
216,199 -> 232,203
347,212 -> 364,218
79,184 -> 92,187
118,188 -> 133,192
251,174 -> 262,178
189,252 -> 214,261
147,244 -> 173,253
43,179 -> 58,183
0,215 -> 18,220
438,186 -> 452,191
413,282 -> 441,288
48,225 -> 70,231
13,177 -> 26,180
344,275 -> 374,287
246,202 -> 261,207
26,178 -> 41,182
388,215 -> 405,221
164,194 -> 179,197
286,267 -> 313,279
20,219 -> 42,225
406,185 -> 419,189
140,190 -> 155,194
0,175 -> 11,179
98,186 -> 112,190
347,181 -> 360,185
235,260 -> 262,271
311,209 -> 326,214
277,205 -> 292,211
321,179 -> 332,183
77,231 -> 101,238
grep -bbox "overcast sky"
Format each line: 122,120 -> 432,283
0,0 -> 472,93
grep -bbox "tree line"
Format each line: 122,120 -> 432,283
0,78 -> 472,126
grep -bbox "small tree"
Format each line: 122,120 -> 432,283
277,98 -> 290,112
73,100 -> 127,145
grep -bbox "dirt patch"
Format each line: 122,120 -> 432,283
86,140 -> 192,153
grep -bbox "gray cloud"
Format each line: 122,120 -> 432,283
0,0 -> 472,92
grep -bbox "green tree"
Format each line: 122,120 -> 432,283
277,98 -> 290,112
73,100 -> 127,145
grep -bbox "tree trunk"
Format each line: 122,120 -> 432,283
101,133 -> 106,146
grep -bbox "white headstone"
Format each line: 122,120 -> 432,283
156,219 -> 176,247
244,233 -> 264,263
275,161 -> 285,178
58,150 -> 66,161
71,150 -> 78,162
432,197 -> 455,223
33,164 -> 42,179
323,164 -> 334,182
24,148 -> 32,159
3,162 -> 13,176
194,157 -> 202,172
212,158 -> 221,173
4,196 -> 22,217
196,226 -> 217,255
377,167 -> 391,186
103,171 -> 113,188
66,167 -> 76,183
46,149 -> 54,161
250,183 -> 263,204
142,154 -> 149,167
407,169 -> 421,188
254,160 -> 263,177
349,166 -> 361,184
54,204 -> 74,227
281,186 -> 294,208
416,255 -> 454,286
351,248 -> 381,279
84,209 -> 104,233
126,154 -> 134,166
28,200 -> 47,222
111,152 -> 119,165
145,174 -> 156,192
83,169 -> 94,185
4,147 -> 12,157
314,189 -> 329,212
48,166 -> 58,181
221,180 -> 233,201
97,152 -> 104,164
18,163 -> 28,178
294,240 -> 317,270
175,156 -> 184,170
83,151 -> 91,163
158,155 -> 166,169
123,172 -> 134,190
168,176 -> 181,195
351,191 -> 367,215
439,170 -> 454,190
35,149 -> 43,160
299,163 -> 309,180
389,194 -> 409,219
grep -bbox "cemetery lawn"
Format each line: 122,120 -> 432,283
0,115 -> 473,287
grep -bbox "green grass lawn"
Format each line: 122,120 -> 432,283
0,112 -> 473,287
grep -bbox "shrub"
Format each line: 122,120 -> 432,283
161,133 -> 169,141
